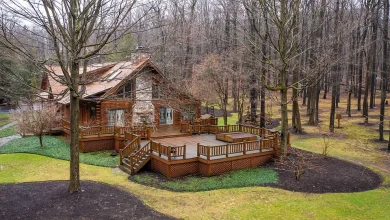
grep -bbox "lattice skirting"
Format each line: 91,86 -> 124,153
170,162 -> 198,178
150,154 -> 273,178
80,139 -> 115,152
151,159 -> 169,176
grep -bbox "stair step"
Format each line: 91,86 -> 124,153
119,165 -> 132,175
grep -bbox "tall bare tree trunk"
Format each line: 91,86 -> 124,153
69,62 -> 81,192
380,0 -> 389,142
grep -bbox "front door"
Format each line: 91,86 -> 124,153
159,107 -> 173,125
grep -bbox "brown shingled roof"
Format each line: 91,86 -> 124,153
42,58 -> 163,104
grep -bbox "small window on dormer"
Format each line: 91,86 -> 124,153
117,80 -> 133,98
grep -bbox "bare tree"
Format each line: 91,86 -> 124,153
0,0 -> 141,192
11,102 -> 60,147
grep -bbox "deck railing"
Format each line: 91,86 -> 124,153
80,126 -> 114,137
150,141 -> 186,161
74,125 -> 152,139
197,136 -> 277,160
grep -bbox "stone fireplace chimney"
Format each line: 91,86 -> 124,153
131,45 -> 151,61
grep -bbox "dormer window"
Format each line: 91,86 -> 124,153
117,80 -> 133,99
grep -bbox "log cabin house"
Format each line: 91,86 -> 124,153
41,54 -> 202,152
39,52 -> 286,178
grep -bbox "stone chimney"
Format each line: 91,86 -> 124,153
131,45 -> 151,61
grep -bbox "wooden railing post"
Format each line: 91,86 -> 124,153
207,146 -> 210,160
168,146 -> 172,161
147,127 -> 152,140
119,150 -> 123,165
260,140 -> 263,152
243,141 -> 247,155
225,144 -> 229,158
158,143 -> 162,157
197,143 -> 200,157
129,156 -> 134,172
183,144 -> 186,160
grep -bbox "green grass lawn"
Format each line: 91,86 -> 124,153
0,113 -> 11,127
0,153 -> 389,219
0,125 -> 17,138
217,113 -> 238,126
131,168 -> 278,192
0,136 -> 118,167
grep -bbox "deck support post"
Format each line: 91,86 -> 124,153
168,146 -> 172,161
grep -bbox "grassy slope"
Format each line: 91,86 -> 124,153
0,136 -> 118,167
0,153 -> 389,219
132,168 -> 278,192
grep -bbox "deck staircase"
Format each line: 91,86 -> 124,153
119,139 -> 152,175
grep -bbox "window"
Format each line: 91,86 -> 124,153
90,104 -> 96,119
182,104 -> 195,120
108,109 -> 125,126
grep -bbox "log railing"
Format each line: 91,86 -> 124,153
150,141 -> 186,161
80,126 -> 114,137
119,134 -> 141,165
196,137 -> 278,160
74,125 -> 152,139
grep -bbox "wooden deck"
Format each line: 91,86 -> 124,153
144,134 -> 273,160
121,124 -> 287,178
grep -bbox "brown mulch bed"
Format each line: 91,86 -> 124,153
0,181 -> 175,220
268,149 -> 382,193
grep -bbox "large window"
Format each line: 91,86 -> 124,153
108,109 -> 125,126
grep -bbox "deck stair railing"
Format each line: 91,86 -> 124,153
119,132 -> 141,166
126,142 -> 152,174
